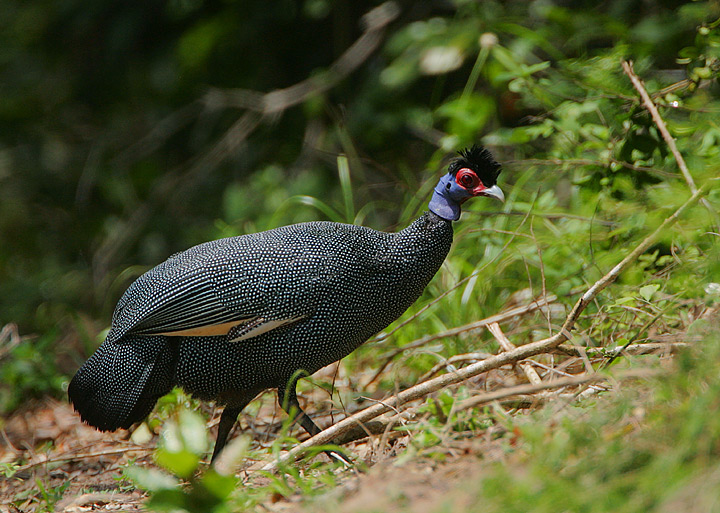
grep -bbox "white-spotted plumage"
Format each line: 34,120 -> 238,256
68,145 -> 503,461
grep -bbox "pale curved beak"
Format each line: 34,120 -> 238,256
480,184 -> 504,203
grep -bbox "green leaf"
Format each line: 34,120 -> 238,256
337,155 -> 355,224
178,409 -> 209,455
639,284 -> 660,302
436,94 -> 495,141
288,195 -> 344,223
155,448 -> 200,480
201,469 -> 239,500
124,466 -> 179,492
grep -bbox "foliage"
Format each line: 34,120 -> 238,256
0,0 -> 715,334
125,409 -> 239,512
0,0 -> 719,510
0,330 -> 65,412
473,323 -> 720,513
125,408 -> 343,512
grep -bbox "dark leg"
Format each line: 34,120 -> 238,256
277,377 -> 352,467
210,406 -> 242,463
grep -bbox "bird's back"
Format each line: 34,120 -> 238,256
111,214 -> 452,345
173,212 -> 454,401
70,212 -> 454,430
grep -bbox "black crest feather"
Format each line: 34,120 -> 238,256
450,145 -> 501,187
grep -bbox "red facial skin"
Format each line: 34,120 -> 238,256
455,168 -> 488,196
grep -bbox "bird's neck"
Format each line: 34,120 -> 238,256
395,211 -> 454,264
428,177 -> 464,221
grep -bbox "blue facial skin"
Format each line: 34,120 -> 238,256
428,172 -> 474,221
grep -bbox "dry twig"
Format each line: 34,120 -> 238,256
621,60 -> 718,225
366,294 -> 559,384
487,322 -> 542,385
454,369 -> 656,411
555,342 -> 690,357
418,352 -> 493,382
621,60 -> 697,193
12,446 -> 152,474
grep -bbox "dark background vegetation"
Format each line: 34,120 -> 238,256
2,0 -> 713,334
1,0 -> 717,406
1,2 -> 719,509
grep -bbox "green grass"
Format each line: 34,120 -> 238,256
473,322 -> 720,513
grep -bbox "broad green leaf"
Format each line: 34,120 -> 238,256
639,284 -> 660,302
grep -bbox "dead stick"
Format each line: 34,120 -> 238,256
621,60 -> 697,193
555,342 -> 689,357
622,60 -> 718,226
418,352 -> 493,382
12,446 -> 152,474
367,294 -> 558,384
559,181 -> 710,336
259,182 -> 708,472
488,322 -> 543,385
456,369 -> 656,411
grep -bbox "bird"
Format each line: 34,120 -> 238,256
68,145 -> 504,463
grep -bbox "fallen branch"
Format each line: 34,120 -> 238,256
260,182 -> 709,472
488,322 -> 543,385
554,342 -> 690,357
418,352 -> 493,382
262,369 -> 656,471
11,446 -> 152,475
367,294 -> 560,384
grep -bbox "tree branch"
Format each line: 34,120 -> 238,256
621,60 -> 697,193
621,60 -> 718,227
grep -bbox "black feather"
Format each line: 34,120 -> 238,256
68,148 -> 505,462
450,145 -> 502,187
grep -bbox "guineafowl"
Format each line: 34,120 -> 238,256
68,145 -> 504,462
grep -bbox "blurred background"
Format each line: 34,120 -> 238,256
0,0 -> 718,418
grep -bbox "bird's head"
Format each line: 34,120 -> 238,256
429,145 -> 504,221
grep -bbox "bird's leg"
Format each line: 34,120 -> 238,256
210,406 -> 242,463
277,378 -> 352,467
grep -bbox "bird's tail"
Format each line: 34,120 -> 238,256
68,335 -> 175,431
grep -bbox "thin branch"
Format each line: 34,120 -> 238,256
204,3 -> 399,115
554,341 -> 689,357
488,322 -> 542,385
418,352 -> 493,382
559,182 -> 711,337
507,158 -> 675,179
366,294 -> 559,385
455,369 -> 657,411
0,323 -> 23,362
12,446 -> 152,474
621,60 -> 697,193
469,211 -> 617,227
622,60 -> 718,228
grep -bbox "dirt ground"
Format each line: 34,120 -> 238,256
0,394 -> 509,513
1,399 -> 149,511
0,400 -> 487,513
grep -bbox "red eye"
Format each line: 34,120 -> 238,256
456,168 -> 480,189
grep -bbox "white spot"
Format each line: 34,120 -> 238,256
705,283 -> 720,296
420,46 -> 464,75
